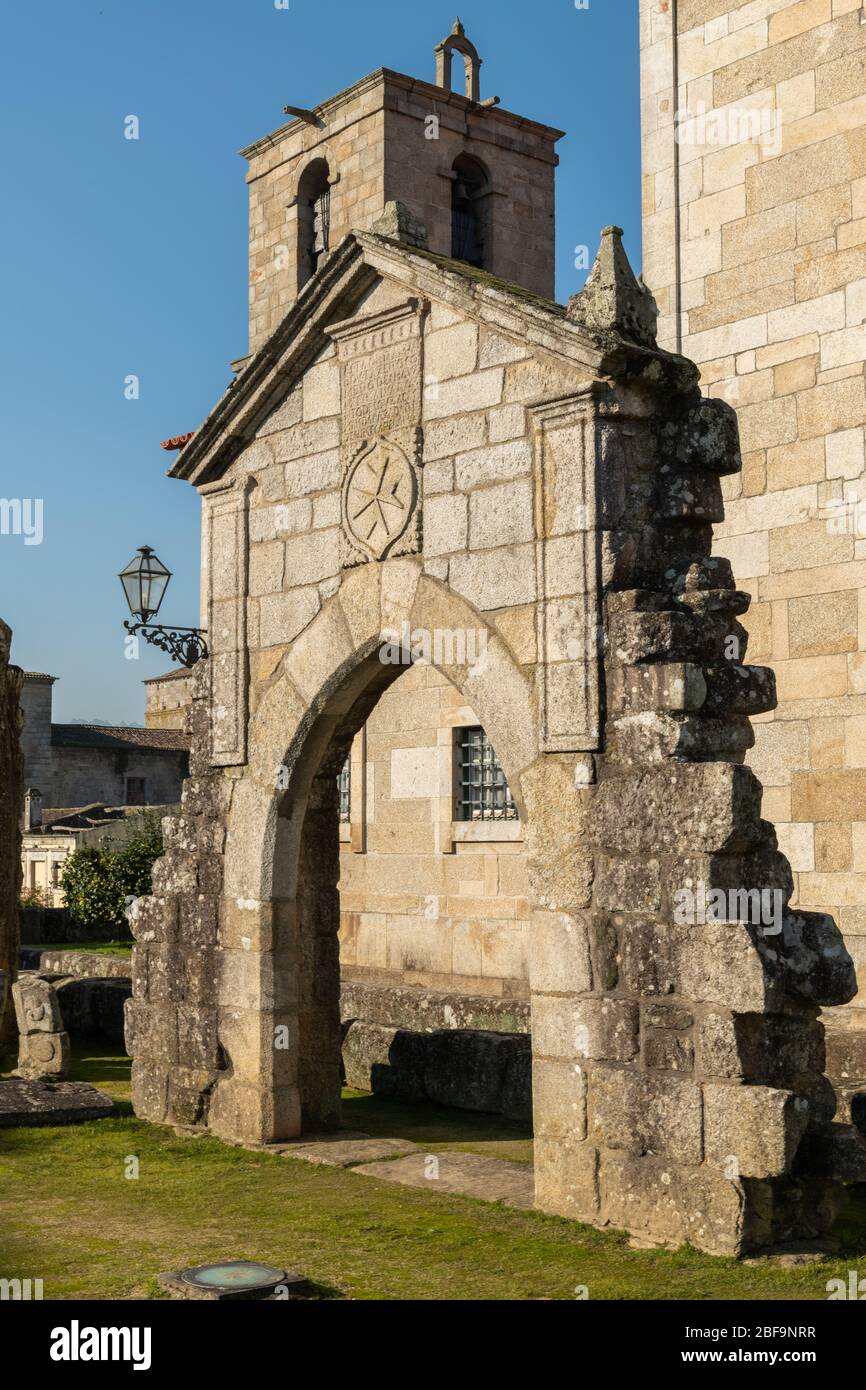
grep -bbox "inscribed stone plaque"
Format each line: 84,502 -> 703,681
328,297 -> 426,566
328,298 -> 425,444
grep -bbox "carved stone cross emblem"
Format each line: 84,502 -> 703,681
341,436 -> 420,563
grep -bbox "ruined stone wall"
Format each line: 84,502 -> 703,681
0,620 -> 24,1042
129,228 -> 866,1254
338,663 -> 530,999
640,0 -> 866,1115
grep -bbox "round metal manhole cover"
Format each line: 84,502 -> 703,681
179,1261 -> 287,1294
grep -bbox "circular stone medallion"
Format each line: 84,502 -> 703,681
343,439 -> 416,560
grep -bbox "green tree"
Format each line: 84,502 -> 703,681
61,820 -> 163,930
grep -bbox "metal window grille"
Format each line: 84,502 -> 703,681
456,727 -> 517,822
338,758 -> 351,823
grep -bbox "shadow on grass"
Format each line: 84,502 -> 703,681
341,1087 -> 532,1147
69,1051 -> 132,1085
834,1183 -> 866,1259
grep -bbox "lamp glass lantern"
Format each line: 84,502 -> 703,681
119,546 -> 172,625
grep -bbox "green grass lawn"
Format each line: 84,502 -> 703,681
26,942 -> 133,957
1,1043 -> 865,1301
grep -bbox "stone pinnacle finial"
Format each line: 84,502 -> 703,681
566,225 -> 659,348
371,200 -> 428,250
453,16 -> 465,36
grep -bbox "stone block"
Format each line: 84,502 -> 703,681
703,1083 -> 810,1179
532,1058 -> 587,1140
591,763 -> 763,856
12,975 -> 63,1034
468,479 -> 534,550
588,1068 -> 703,1164
16,1030 -> 70,1081
533,1136 -> 599,1223
598,1152 -> 746,1257
529,912 -> 592,994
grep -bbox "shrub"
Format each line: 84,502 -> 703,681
61,819 -> 163,930
18,887 -> 54,910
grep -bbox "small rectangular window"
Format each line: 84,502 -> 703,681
456,727 -> 517,822
125,777 -> 146,806
338,758 -> 351,823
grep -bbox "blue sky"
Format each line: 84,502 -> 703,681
0,0 -> 640,724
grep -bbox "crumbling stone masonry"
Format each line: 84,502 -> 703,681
126,214 -> 866,1254
0,619 -> 23,1045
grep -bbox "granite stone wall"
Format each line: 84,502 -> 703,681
640,0 -> 866,1120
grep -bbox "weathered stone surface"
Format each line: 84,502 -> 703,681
22,949 -> 132,980
567,226 -> 658,347
703,1084 -> 810,1180
356,1149 -> 535,1209
781,912 -> 857,1007
588,1068 -> 703,1163
592,763 -> 763,855
599,1153 -> 745,1257
340,979 -> 529,1034
48,976 -> 130,1044
794,1123 -> 866,1183
277,1135 -> 419,1167
128,52 -> 857,1261
342,1020 -> 531,1120
371,200 -> 428,249
12,975 -> 70,1080
0,1077 -> 114,1126
15,1029 -> 70,1079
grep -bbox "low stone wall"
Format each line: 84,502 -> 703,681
343,1021 -> 531,1120
20,948 -> 132,980
340,977 -> 529,1035
340,980 -> 531,1119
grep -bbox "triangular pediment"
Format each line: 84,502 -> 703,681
169,232 -> 651,489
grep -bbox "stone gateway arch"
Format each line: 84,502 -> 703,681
127,28 -> 865,1256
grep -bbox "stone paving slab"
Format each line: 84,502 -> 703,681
354,1149 -> 535,1208
0,1078 -> 114,1127
273,1135 -> 421,1168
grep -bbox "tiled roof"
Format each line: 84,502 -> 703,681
30,803 -> 179,834
23,672 -> 56,681
143,668 -> 193,685
160,432 -> 196,451
51,724 -> 190,753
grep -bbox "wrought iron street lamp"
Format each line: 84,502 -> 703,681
119,545 -> 208,668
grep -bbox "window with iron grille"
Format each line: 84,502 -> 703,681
456,727 -> 517,822
337,758 -> 351,823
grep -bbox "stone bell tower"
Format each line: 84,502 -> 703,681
244,19 -> 564,354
